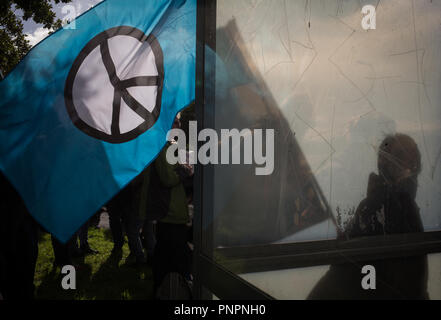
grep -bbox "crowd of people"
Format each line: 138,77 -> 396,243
0,117 -> 194,300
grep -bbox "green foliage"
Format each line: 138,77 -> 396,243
34,228 -> 154,300
0,0 -> 72,76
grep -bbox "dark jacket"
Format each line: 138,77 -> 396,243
138,143 -> 189,225
0,173 -> 38,300
308,173 -> 428,300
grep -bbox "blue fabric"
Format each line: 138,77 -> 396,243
0,0 -> 196,242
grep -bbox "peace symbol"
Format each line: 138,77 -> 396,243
64,26 -> 164,143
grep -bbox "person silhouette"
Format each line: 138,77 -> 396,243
308,134 -> 429,300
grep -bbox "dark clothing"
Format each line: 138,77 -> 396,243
78,220 -> 90,249
141,219 -> 156,258
308,255 -> 428,300
107,178 -> 145,262
153,222 -> 192,291
108,189 -> 130,248
0,173 -> 38,300
77,211 -> 101,248
348,173 -> 423,237
308,173 -> 428,300
51,234 -> 77,266
143,144 -> 193,293
139,143 -> 190,224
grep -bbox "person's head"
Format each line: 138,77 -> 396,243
378,134 -> 421,190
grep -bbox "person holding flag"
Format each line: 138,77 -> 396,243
0,0 -> 196,247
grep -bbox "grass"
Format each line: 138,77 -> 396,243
34,228 -> 154,300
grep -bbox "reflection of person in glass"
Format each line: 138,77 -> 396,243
350,134 -> 424,236
309,134 -> 428,300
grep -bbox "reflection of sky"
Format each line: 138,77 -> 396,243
216,0 -> 441,234
22,0 -> 103,46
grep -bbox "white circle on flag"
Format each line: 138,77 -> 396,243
65,26 -> 164,143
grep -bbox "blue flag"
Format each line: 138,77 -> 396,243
0,0 -> 196,242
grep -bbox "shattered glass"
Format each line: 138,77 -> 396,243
209,0 -> 441,247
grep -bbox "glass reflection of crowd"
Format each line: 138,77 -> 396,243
0,117 -> 194,300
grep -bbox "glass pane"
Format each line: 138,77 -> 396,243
209,0 -> 441,248
239,253 -> 441,300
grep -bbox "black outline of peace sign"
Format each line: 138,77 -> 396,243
64,26 -> 164,143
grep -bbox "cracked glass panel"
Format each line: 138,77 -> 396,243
210,0 -> 441,247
